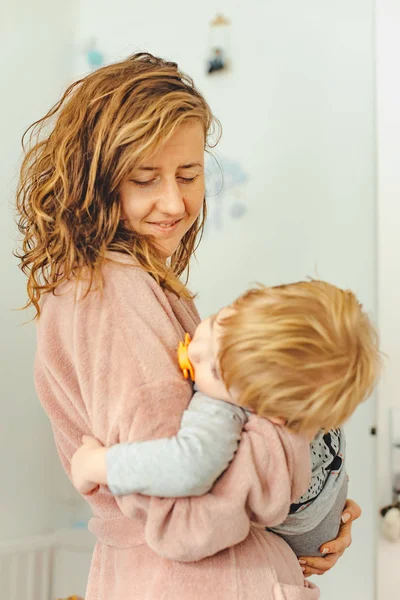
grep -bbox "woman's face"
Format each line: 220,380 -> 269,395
119,119 -> 205,257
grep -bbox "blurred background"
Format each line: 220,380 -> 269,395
1,0 -> 400,598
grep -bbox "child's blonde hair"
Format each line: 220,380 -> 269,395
218,280 -> 380,433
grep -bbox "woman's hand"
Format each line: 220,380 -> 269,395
71,435 -> 107,494
298,499 -> 362,577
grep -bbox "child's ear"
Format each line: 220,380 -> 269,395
267,416 -> 287,426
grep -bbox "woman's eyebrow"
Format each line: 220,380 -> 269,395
137,162 -> 203,171
179,163 -> 203,169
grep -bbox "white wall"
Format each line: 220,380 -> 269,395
190,4 -> 378,600
74,2 -> 377,599
0,0 -> 78,539
1,0 -> 380,596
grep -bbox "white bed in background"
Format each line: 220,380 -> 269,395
0,528 -> 94,600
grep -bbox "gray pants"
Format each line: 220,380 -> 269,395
277,476 -> 348,557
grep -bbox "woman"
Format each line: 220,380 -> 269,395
16,52 -> 360,599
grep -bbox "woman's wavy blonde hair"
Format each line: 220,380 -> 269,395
218,280 -> 380,433
16,52 -> 220,318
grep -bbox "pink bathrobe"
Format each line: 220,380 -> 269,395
35,252 -> 319,600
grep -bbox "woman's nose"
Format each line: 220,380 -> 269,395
157,178 -> 185,217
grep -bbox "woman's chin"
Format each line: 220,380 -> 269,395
152,234 -> 183,259
156,241 -> 179,259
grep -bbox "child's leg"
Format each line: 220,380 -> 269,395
278,476 -> 348,557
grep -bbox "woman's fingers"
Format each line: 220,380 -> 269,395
319,521 -> 352,556
299,552 -> 341,572
302,565 -> 327,577
299,499 -> 361,578
341,498 -> 362,523
299,550 -> 344,577
311,498 -> 360,558
318,499 -> 360,555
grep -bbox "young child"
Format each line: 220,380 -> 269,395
71,280 -> 380,557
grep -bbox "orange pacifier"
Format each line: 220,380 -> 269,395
178,333 -> 195,381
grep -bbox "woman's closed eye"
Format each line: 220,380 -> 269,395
131,175 -> 199,188
178,175 -> 198,184
131,179 -> 156,187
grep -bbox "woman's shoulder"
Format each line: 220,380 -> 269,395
36,254 -> 180,365
37,252 -> 198,353
100,252 -> 200,331
101,251 -> 163,297
39,253 -> 162,316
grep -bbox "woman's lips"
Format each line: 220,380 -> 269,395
146,218 -> 182,234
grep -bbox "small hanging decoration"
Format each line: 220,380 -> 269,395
207,14 -> 231,76
380,503 -> 400,542
85,37 -> 105,72
205,154 -> 249,233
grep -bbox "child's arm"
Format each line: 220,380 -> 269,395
71,391 -> 247,497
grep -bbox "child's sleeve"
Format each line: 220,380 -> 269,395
143,416 -> 311,562
107,391 -> 247,497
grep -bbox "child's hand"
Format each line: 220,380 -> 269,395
71,435 -> 107,494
